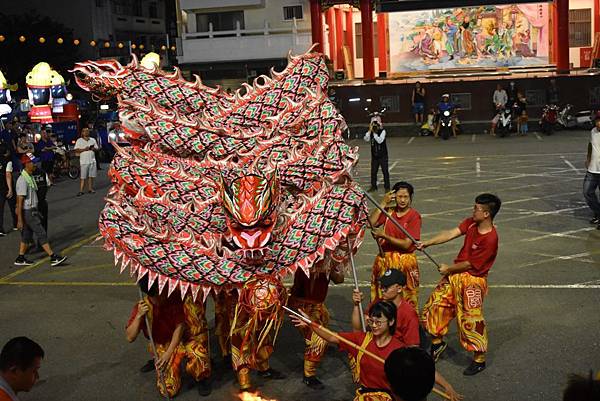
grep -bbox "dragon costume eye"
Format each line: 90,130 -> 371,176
262,218 -> 272,226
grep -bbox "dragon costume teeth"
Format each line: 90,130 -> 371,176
73,47 -> 368,299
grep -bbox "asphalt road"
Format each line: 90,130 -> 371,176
1,130 -> 599,401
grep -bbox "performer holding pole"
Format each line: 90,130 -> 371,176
367,182 -> 422,310
286,303 -> 462,401
288,260 -> 344,390
419,194 -> 501,376
347,237 -> 366,331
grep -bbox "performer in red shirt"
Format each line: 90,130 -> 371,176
288,261 -> 344,389
420,193 -> 501,376
352,269 -> 420,347
369,182 -> 422,310
290,301 -> 463,401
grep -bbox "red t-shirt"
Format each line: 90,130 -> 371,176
375,208 -> 421,253
290,269 -> 330,304
455,218 -> 499,277
127,296 -> 185,345
368,300 -> 420,346
338,332 -> 405,390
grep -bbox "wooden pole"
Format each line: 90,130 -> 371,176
347,237 -> 366,331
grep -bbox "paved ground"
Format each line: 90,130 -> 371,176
1,130 -> 599,401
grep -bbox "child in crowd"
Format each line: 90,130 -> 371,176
518,110 -> 528,135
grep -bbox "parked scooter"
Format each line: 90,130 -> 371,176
496,106 -> 513,137
540,104 -> 558,135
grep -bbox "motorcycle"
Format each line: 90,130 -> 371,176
438,109 -> 453,140
540,104 -> 558,135
496,106 -> 513,137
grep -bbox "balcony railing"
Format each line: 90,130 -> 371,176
179,20 -> 313,64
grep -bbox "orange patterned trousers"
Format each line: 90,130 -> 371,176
371,251 -> 420,310
288,298 -> 330,377
354,389 -> 393,401
422,272 -> 488,355
213,290 -> 237,358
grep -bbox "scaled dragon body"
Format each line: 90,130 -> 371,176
73,49 -> 368,299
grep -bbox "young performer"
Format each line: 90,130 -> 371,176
288,262 -> 344,389
352,269 -> 420,347
420,193 -> 501,376
369,181 -> 422,310
290,301 -> 462,401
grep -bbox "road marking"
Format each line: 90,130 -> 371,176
471,134 -> 476,143
476,157 -> 481,177
0,232 -> 100,283
407,136 -> 415,145
560,156 -> 580,173
44,264 -> 114,275
534,133 -> 543,141
523,227 -> 597,242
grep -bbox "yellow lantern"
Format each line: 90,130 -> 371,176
0,35 -> 5,42
139,44 -> 144,50
73,39 -> 80,45
19,36 -> 26,42
57,37 -> 64,44
131,44 -> 137,49
160,45 -> 166,51
104,41 -> 110,48
170,45 -> 176,51
118,42 -> 124,49
90,40 -> 96,46
39,37 -> 46,44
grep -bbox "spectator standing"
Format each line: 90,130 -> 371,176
412,82 -> 426,124
74,128 -> 98,196
547,78 -> 560,105
14,153 -> 66,266
584,113 -> 600,229
0,144 -> 17,235
364,121 -> 390,192
492,84 -> 508,111
0,337 -> 45,401
88,122 -> 103,170
34,128 -> 56,184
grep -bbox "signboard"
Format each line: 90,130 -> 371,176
387,3 -> 550,73
580,47 -> 593,68
378,0 -> 553,12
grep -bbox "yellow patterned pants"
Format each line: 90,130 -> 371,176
354,389 -> 393,401
213,290 -> 237,358
422,272 -> 488,356
288,298 -> 330,377
370,251 -> 420,310
153,299 -> 212,397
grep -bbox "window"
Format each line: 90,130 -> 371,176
149,2 -> 158,18
196,11 -> 244,32
283,5 -> 303,21
354,22 -> 378,58
569,9 -> 591,47
133,0 -> 143,17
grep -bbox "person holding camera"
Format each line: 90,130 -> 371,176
74,128 -> 98,197
364,121 -> 390,192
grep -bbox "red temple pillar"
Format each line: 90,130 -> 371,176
360,0 -> 375,81
326,8 -> 337,67
345,8 -> 354,61
309,0 -> 323,53
556,0 -> 570,73
377,12 -> 388,76
335,6 -> 345,70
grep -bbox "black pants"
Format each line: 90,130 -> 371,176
38,199 -> 48,233
0,189 -> 17,233
371,155 -> 390,190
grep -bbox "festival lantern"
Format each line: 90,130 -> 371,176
26,62 -> 54,123
73,39 -> 80,45
39,37 -> 46,43
0,35 -> 5,42
18,36 -> 26,42
0,69 -> 12,118
50,70 -> 69,108
57,37 -> 64,44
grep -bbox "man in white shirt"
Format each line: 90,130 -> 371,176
74,128 -> 98,196
492,84 -> 508,111
584,113 -> 600,229
364,121 -> 390,192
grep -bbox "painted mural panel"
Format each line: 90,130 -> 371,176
388,3 -> 549,72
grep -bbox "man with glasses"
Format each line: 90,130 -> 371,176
418,193 -> 501,376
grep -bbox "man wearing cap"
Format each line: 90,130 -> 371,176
584,113 -> 600,229
434,94 -> 457,138
14,153 -> 66,266
352,269 -> 420,347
